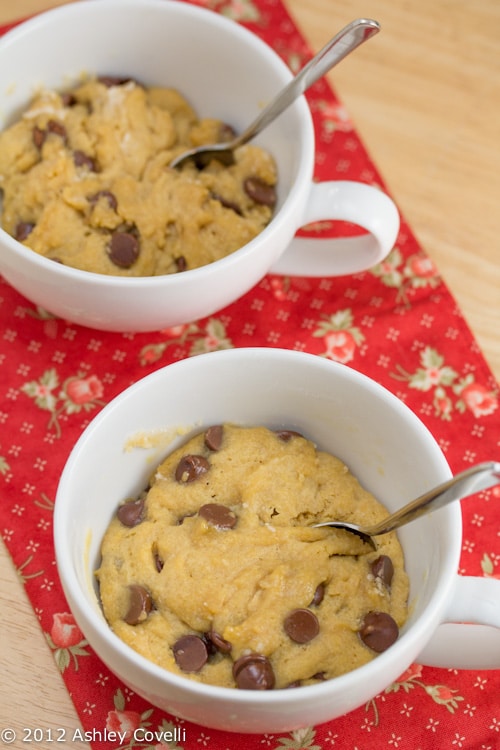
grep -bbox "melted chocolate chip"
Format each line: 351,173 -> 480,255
61,92 -> 77,107
32,126 -> 46,150
204,425 -> 223,451
154,552 -> 164,573
116,496 -> 145,527
198,503 -> 237,530
173,634 -> 208,673
310,582 -> 325,607
359,611 -> 399,653
73,150 -> 97,171
89,190 -> 118,211
232,653 -> 275,690
218,123 -> 237,142
287,671 -> 326,688
175,255 -> 187,272
97,75 -> 135,87
370,555 -> 394,588
284,608 -> 320,644
311,671 -> 327,681
108,230 -> 140,268
33,120 -> 68,149
275,430 -> 303,442
15,222 -> 35,241
175,454 -> 210,483
47,119 -> 67,142
211,192 -> 242,215
207,630 -> 232,654
243,177 -> 277,207
124,584 -> 152,625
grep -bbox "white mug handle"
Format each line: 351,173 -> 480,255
418,575 -> 500,669
270,180 -> 400,277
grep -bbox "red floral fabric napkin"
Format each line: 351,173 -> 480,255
1,1 -> 499,748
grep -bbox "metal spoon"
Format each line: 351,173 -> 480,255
170,18 -> 380,169
313,461 -> 500,549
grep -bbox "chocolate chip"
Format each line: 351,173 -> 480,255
359,611 -> 399,653
198,503 -> 237,530
287,671 -> 326,688
311,671 -> 327,681
108,230 -> 140,268
177,511 -> 196,525
61,92 -> 77,107
97,75 -> 134,87
89,190 -> 118,211
243,176 -> 277,207
370,555 -> 394,588
154,552 -> 164,572
310,582 -> 325,607
204,425 -> 223,451
173,634 -> 208,673
284,608 -> 320,644
47,119 -> 67,142
175,454 -> 210,483
232,653 -> 275,690
74,150 -> 97,171
206,629 -> 232,654
33,126 -> 46,149
275,430 -> 303,442
175,255 -> 187,272
218,123 -> 237,142
124,584 -> 152,625
15,222 -> 35,241
116,496 -> 145,527
211,192 -> 242,215
33,120 -> 67,149
200,632 -> 217,657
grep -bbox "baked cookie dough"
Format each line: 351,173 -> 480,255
0,77 -> 277,275
97,424 -> 409,690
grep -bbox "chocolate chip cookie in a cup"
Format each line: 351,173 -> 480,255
0,0 -> 399,332
0,76 -> 278,276
96,423 -> 409,690
54,348 -> 500,733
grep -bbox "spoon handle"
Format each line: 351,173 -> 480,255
231,18 -> 380,149
366,461 -> 500,536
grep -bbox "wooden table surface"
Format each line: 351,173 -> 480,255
1,0 -> 498,743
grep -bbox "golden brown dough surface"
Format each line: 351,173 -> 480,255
97,424 -> 408,688
0,78 -> 276,275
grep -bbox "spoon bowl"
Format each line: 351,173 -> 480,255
313,461 -> 500,548
170,18 -> 380,169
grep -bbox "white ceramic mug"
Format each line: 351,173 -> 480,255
0,0 -> 399,332
54,348 -> 500,733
